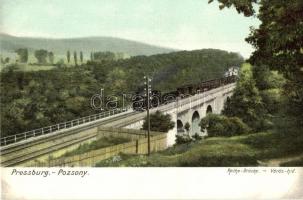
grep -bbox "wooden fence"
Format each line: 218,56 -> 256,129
35,128 -> 167,167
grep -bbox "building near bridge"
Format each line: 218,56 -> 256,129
224,66 -> 239,77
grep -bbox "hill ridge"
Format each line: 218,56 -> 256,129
0,33 -> 177,56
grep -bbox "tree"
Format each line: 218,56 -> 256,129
222,64 -> 265,130
4,57 -> 10,63
67,50 -> 70,63
142,111 -> 175,132
90,52 -> 94,61
210,0 -> 303,127
56,59 -> 65,67
15,48 -> 28,63
34,49 -> 48,64
184,122 -> 190,134
48,52 -> 54,64
73,51 -> 78,66
0,50 -> 246,137
80,51 -> 83,64
106,68 -> 127,93
252,65 -> 285,115
93,51 -> 115,62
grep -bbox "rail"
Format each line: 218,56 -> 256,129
0,108 -> 127,146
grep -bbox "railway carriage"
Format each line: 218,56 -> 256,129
132,75 -> 237,111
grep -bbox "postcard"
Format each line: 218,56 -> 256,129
1,0 -> 302,199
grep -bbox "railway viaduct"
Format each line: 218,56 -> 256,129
123,83 -> 235,146
0,83 -> 235,166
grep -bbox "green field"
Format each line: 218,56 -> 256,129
17,64 -> 57,71
96,130 -> 303,167
1,63 -> 58,72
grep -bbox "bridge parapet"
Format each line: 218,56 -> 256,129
0,108 -> 129,148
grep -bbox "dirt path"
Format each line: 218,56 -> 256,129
258,153 -> 303,167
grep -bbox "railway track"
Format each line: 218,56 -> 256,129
0,111 -> 138,167
1,134 -> 97,167
1,83 -> 236,167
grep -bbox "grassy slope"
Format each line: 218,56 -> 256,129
280,158 -> 303,166
96,131 -> 303,167
62,136 -> 131,157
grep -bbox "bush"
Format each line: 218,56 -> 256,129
175,134 -> 193,144
200,114 -> 250,137
192,133 -> 202,140
142,111 -> 175,132
184,122 -> 190,132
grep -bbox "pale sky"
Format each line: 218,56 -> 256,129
0,0 -> 260,58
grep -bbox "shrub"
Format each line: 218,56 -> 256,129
200,114 -> 250,137
175,134 -> 193,144
142,111 -> 175,132
192,133 -> 202,140
184,122 -> 190,132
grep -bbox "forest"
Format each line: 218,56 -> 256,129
0,49 -> 243,137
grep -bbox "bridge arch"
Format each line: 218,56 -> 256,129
177,119 -> 185,134
177,119 -> 183,129
192,111 -> 200,121
192,111 -> 200,136
206,105 -> 212,114
225,96 -> 231,104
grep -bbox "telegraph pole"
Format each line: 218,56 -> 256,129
144,76 -> 151,155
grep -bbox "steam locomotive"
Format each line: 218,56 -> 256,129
132,75 -> 237,111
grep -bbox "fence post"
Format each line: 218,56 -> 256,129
136,140 -> 139,154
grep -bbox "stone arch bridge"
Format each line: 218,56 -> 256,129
124,83 -> 235,146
